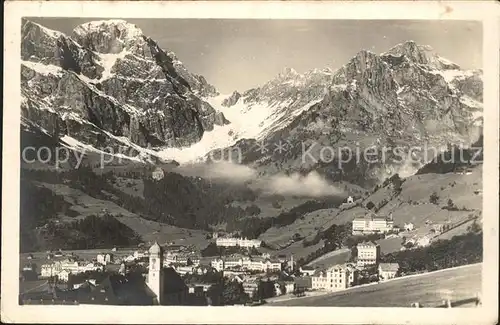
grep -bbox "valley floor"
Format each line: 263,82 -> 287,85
271,263 -> 482,307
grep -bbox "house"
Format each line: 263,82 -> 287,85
356,241 -> 380,268
118,263 -> 127,275
432,223 -> 445,234
416,235 -> 432,247
299,266 -> 316,276
283,281 -> 295,294
171,265 -> 194,275
352,214 -> 394,235
311,270 -> 328,290
152,167 -> 165,180
210,256 -> 281,273
311,264 -> 358,292
294,277 -> 312,292
23,263 -> 35,272
193,265 -> 212,275
378,263 -> 399,281
57,270 -> 71,282
97,253 -> 113,265
124,255 -> 136,262
404,223 -> 414,232
211,258 -> 225,272
273,282 -> 283,296
242,279 -> 260,298
264,259 -> 282,272
133,250 -> 148,259
215,237 -> 262,248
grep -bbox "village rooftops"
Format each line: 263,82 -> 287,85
357,241 -> 379,247
326,263 -> 357,272
354,214 -> 392,221
378,263 -> 400,272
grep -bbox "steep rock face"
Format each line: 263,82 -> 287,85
22,20 -> 104,79
212,41 -> 483,187
21,19 -> 226,161
222,91 -> 242,107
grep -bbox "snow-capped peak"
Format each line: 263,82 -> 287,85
74,20 -> 144,39
277,67 -> 300,79
22,19 -> 65,39
72,20 -> 145,54
383,40 -> 460,70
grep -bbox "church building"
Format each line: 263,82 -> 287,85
146,242 -> 188,305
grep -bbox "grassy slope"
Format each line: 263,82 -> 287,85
274,263 -> 482,307
259,164 -> 482,259
27,180 -> 209,250
22,160 -> 482,259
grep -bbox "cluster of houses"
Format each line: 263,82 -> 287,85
354,241 -> 400,281
352,213 -> 395,235
214,236 -> 262,248
210,254 -> 283,273
40,259 -> 104,282
121,247 -> 205,276
292,241 -> 401,294
352,211 -> 448,250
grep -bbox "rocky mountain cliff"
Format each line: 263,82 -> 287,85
214,41 -> 483,187
21,19 -> 227,162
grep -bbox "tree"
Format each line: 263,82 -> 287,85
467,220 -> 481,233
366,201 -> 375,210
447,199 -> 456,210
429,192 -> 439,205
222,281 -> 247,305
201,243 -> 219,257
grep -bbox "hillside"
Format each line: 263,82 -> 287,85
274,263 -> 482,307
20,166 -> 347,252
256,162 -> 482,262
19,19 -> 483,260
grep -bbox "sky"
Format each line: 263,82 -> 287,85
30,18 -> 482,93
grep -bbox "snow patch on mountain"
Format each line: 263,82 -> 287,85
156,91 -> 323,164
439,69 -> 476,83
98,50 -> 130,81
22,60 -> 64,76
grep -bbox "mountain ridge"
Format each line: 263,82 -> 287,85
208,40 -> 482,187
21,19 -> 227,164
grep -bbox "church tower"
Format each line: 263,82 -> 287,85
147,242 -> 163,305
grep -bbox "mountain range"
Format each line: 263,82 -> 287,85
19,19 -> 484,254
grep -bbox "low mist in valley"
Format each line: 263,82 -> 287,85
172,161 -> 344,198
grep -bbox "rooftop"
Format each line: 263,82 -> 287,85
379,263 -> 400,272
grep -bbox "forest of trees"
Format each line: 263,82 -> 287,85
380,231 -> 482,274
201,243 -> 261,257
21,214 -> 142,252
20,164 -> 343,253
235,197 -> 345,239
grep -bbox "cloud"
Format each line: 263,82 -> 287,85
174,161 -> 257,183
261,171 -> 342,197
173,161 -> 343,197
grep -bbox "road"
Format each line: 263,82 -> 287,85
273,263 -> 482,307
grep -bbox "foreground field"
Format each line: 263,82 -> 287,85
273,263 -> 482,307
